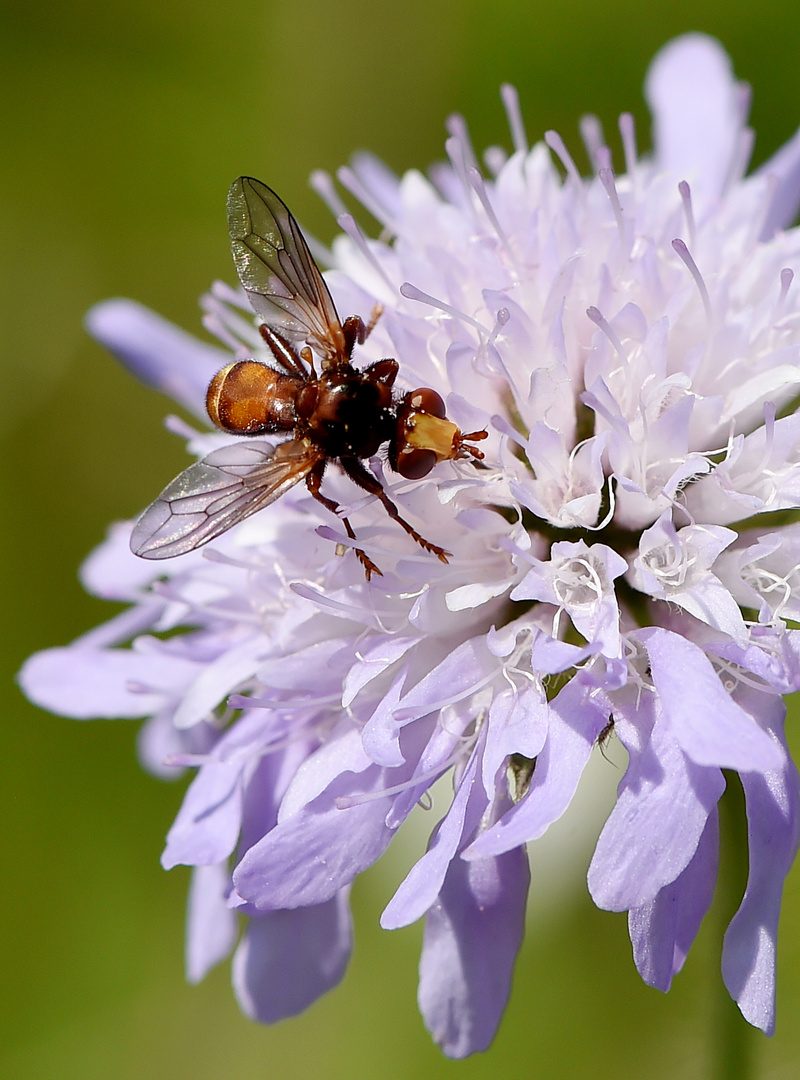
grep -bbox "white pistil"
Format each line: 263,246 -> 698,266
579,114 -> 606,172
672,238 -> 713,323
501,83 -> 528,155
336,213 -> 398,295
599,167 -> 629,252
400,282 -> 493,336
467,166 -> 517,268
678,181 -> 696,248
544,129 -> 583,189
309,169 -> 350,219
337,165 -> 396,231
618,112 -> 638,181
586,305 -> 630,365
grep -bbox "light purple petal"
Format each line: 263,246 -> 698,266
232,890 -> 352,1022
80,521 -> 169,600
628,807 -> 719,990
481,687 -> 549,797
278,726 -> 373,819
418,843 -> 529,1058
87,299 -> 227,420
464,676 -> 609,858
162,760 -> 244,868
722,693 -> 800,1034
588,706 -> 724,910
392,637 -> 499,723
342,635 -> 420,707
361,668 -> 410,768
186,862 -> 238,983
643,628 -> 784,772
173,635 -> 268,730
645,34 -> 749,212
381,740 -> 486,930
18,645 -> 194,719
756,124 -> 800,240
233,767 -> 397,909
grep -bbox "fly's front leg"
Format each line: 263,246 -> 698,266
305,463 -> 382,579
340,458 -> 451,563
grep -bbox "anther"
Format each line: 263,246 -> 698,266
489,307 -> 510,346
500,83 -> 528,155
445,134 -> 479,215
484,146 -> 508,175
446,113 -> 480,173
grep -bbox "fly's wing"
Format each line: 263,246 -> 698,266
227,177 -> 347,366
131,440 -> 322,559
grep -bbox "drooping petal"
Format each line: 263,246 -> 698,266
588,706 -> 724,910
381,737 -> 487,930
232,765 -> 399,910
162,760 -> 244,868
186,862 -> 238,984
232,889 -> 352,1022
628,808 -> 719,991
18,644 -> 198,719
722,692 -> 800,1034
418,844 -> 529,1058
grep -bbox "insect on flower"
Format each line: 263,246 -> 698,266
131,177 -> 488,576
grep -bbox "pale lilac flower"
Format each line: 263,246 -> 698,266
19,32 -> 800,1055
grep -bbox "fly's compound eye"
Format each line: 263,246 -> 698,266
407,387 -> 446,418
395,446 -> 437,479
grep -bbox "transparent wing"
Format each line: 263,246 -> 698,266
227,177 -> 347,365
131,439 -> 322,559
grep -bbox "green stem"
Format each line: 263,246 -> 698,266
712,774 -> 756,1080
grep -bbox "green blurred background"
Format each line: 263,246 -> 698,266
3,1 -> 800,1076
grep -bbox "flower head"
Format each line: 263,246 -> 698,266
20,32 -> 800,1055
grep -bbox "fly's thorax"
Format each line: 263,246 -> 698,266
206,360 -> 302,433
306,367 -> 394,458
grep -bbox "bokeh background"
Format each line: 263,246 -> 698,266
4,1 -> 800,1077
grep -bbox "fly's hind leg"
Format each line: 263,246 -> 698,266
306,464 -> 382,579
340,458 -> 451,563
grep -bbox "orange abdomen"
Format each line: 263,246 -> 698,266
206,360 -> 301,434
